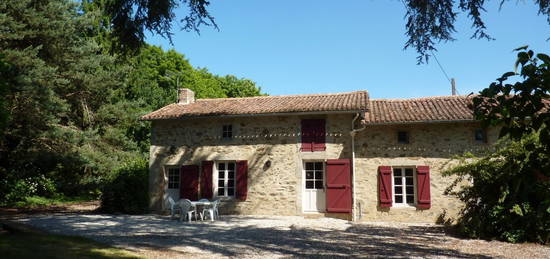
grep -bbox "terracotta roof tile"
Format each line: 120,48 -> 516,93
363,95 -> 474,124
141,91 -> 370,120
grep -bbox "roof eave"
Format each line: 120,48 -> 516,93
141,109 -> 368,121
361,119 -> 476,126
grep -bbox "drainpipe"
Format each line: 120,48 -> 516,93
350,113 -> 366,222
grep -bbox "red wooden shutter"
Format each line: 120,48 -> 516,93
378,166 -> 392,208
236,160 -> 248,201
301,119 -> 326,152
180,165 -> 199,200
201,161 -> 214,199
326,159 -> 352,213
312,119 -> 326,151
416,166 -> 431,209
301,120 -> 313,152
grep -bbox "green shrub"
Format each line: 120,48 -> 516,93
3,179 -> 35,205
1,175 -> 59,206
30,175 -> 58,197
444,133 -> 550,244
100,157 -> 149,214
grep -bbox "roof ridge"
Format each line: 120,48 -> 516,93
141,90 -> 369,120
196,90 -> 369,102
370,95 -> 470,102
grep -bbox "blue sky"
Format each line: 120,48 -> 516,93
146,0 -> 549,98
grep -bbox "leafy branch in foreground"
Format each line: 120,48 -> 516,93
444,47 -> 550,243
97,0 -> 550,62
471,46 -> 550,144
103,0 -> 217,52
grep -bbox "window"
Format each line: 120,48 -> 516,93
222,124 -> 232,139
397,131 -> 409,144
393,167 -> 415,205
379,165 -> 431,209
474,128 -> 487,143
301,119 -> 326,152
167,168 -> 180,189
216,161 -> 236,197
304,162 -> 324,189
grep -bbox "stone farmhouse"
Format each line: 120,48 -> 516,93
142,88 -> 497,222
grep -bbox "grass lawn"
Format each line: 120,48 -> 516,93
0,227 -> 144,259
11,195 -> 94,208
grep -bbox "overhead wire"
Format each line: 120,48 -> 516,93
400,0 -> 456,91
430,49 -> 452,84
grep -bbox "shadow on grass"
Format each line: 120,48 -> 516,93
0,223 -> 143,259
11,214 -> 495,258
0,199 -> 100,217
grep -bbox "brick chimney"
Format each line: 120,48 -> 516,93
178,88 -> 195,104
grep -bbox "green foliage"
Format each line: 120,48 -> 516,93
0,54 -> 13,135
0,0 -> 127,198
220,75 -> 264,98
123,45 -> 264,109
472,47 -> 550,146
444,134 -> 550,243
1,175 -> 58,206
446,48 -> 550,244
0,0 -> 263,208
3,180 -> 36,206
100,157 -> 149,214
101,0 -> 216,52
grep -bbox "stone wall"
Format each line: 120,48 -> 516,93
149,114 -> 497,223
354,122 -> 498,222
149,113 -> 353,215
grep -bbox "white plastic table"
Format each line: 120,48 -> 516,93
191,200 -> 213,221
190,201 -> 212,206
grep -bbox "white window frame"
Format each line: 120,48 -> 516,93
391,167 -> 417,207
214,161 -> 236,198
166,166 -> 180,190
303,160 -> 326,191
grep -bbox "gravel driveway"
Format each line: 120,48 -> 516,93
9,214 -> 550,258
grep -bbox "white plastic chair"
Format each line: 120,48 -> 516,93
179,199 -> 198,222
167,197 -> 181,219
202,199 -> 220,221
